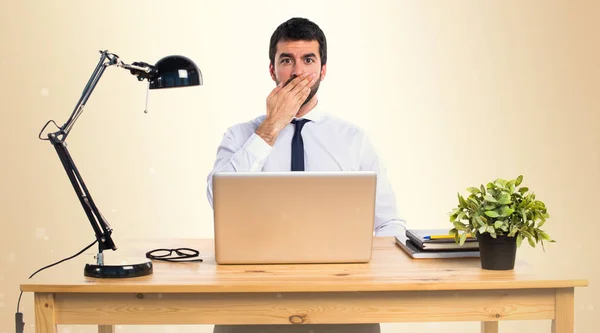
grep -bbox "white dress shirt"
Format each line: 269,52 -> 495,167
206,104 -> 406,236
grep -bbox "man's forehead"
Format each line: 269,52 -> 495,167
276,40 -> 319,57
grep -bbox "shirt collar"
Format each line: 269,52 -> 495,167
293,101 -> 324,123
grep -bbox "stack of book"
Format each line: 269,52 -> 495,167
395,228 -> 480,259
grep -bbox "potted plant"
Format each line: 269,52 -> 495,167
448,175 -> 554,270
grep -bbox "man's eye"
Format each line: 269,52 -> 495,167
305,58 -> 314,63
280,59 -> 291,64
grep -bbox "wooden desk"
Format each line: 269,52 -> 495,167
21,237 -> 588,333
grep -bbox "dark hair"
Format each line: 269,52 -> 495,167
269,17 -> 327,67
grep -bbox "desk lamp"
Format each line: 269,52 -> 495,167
39,50 -> 202,278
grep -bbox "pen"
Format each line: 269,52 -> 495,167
424,234 -> 473,240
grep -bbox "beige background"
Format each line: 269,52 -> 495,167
1,0 -> 598,332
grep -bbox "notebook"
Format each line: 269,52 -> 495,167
395,233 -> 480,259
406,228 -> 479,250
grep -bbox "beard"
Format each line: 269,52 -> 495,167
279,73 -> 321,106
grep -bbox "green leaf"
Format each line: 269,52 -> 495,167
484,194 -> 497,203
478,226 -> 487,234
499,206 -> 515,217
494,179 -> 508,188
459,232 -> 468,245
494,221 -> 504,229
467,187 -> 480,194
484,204 -> 497,210
497,193 -> 512,204
517,198 -> 527,209
458,193 -> 468,207
468,200 -> 478,211
475,215 -> 486,227
453,221 -> 467,231
515,175 -> 523,186
517,233 -> 523,247
520,228 -> 532,236
487,225 -> 495,234
518,187 -> 529,194
539,230 -> 552,241
485,210 -> 500,218
480,184 -> 486,196
537,219 -> 546,228
527,236 -> 536,247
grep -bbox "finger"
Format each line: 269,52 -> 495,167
267,81 -> 284,100
281,74 -> 305,94
303,86 -> 311,99
283,75 -> 298,87
281,73 -> 309,93
294,76 -> 314,98
296,86 -> 311,104
291,73 -> 316,94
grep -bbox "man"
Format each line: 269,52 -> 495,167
207,17 -> 405,333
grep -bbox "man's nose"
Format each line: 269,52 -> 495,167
291,62 -> 307,76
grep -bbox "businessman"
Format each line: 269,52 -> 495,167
207,17 -> 405,333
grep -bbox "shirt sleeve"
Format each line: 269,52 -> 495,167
358,133 -> 407,237
206,127 -> 272,208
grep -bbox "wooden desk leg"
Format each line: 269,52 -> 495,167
34,293 -> 57,333
99,325 -> 115,333
481,321 -> 498,333
552,288 -> 574,333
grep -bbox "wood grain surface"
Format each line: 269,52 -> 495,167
51,288 -> 555,325
21,237 -> 588,294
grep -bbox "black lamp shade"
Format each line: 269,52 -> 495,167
149,55 -> 202,89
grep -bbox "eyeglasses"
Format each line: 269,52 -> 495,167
145,248 -> 203,263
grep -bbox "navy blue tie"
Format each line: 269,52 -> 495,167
291,119 -> 310,171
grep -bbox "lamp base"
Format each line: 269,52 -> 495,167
84,261 -> 153,278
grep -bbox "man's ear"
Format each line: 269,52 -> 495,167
320,64 -> 327,81
269,63 -> 276,82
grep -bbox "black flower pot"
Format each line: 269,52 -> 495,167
477,232 -> 517,270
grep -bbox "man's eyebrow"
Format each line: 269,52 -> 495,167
278,52 -> 317,59
278,53 -> 294,59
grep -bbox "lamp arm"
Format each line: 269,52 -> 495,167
48,133 -> 117,256
41,50 -> 121,259
58,51 -> 157,139
61,51 -> 115,140
40,50 -> 157,262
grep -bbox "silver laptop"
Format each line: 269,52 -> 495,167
212,171 -> 377,264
